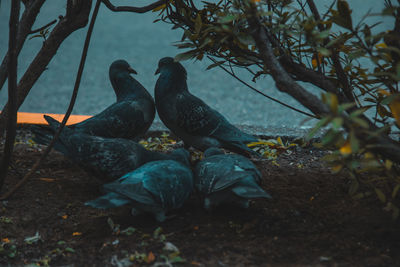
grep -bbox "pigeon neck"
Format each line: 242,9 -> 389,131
156,68 -> 188,99
110,72 -> 145,102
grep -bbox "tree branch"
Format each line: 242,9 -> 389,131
306,0 -> 355,102
101,0 -> 165,13
246,4 -> 329,117
0,0 -> 93,136
0,0 -> 99,200
0,0 -> 46,91
0,0 -> 20,192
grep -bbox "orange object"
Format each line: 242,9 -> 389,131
1,112 -> 92,125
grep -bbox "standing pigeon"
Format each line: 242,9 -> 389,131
32,115 -> 178,182
38,59 -> 155,139
154,57 -> 259,157
194,148 -> 271,210
85,148 -> 193,222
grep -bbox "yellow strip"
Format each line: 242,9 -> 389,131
0,112 -> 92,125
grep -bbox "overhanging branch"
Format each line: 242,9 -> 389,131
101,0 -> 165,13
246,4 -> 329,117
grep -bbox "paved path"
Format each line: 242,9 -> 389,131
0,1 -> 390,135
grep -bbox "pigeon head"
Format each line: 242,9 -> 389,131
169,148 -> 191,166
110,59 -> 137,76
155,57 -> 187,78
203,147 -> 224,158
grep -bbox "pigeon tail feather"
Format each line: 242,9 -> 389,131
232,179 -> 272,199
85,192 -> 131,209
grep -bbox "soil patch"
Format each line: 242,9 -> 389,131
0,127 -> 399,266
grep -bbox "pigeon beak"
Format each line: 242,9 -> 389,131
155,68 -> 160,75
127,67 -> 137,75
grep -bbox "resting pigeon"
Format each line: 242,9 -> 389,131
194,147 -> 271,210
85,148 -> 193,222
32,115 -> 176,182
154,57 -> 259,157
37,59 -> 155,139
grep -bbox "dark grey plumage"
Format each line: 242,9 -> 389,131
154,57 -> 259,157
194,148 -> 271,210
85,149 -> 193,222
32,115 -> 177,182
38,60 -> 155,139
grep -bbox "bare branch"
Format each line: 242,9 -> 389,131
0,0 -> 92,136
0,0 -> 46,91
0,0 -> 20,192
0,0 -> 99,200
101,0 -> 165,13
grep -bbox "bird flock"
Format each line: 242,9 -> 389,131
32,57 -> 271,222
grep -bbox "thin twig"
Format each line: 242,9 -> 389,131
29,19 -> 57,34
101,0 -> 165,13
207,56 -> 317,118
0,0 -> 20,192
0,0 -> 101,200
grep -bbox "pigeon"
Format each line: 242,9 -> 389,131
37,59 -> 155,139
32,115 -> 178,182
154,57 -> 259,157
85,148 -> 193,222
194,147 -> 271,210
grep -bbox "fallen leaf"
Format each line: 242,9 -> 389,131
146,251 -> 155,263
24,231 -> 41,244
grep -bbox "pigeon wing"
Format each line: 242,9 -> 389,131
72,101 -> 148,139
176,92 -> 221,136
176,92 -> 257,144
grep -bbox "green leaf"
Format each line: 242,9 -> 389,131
351,117 -> 369,128
332,117 -> 343,129
218,14 -> 236,24
206,60 -> 226,70
153,227 -> 163,239
336,0 -> 353,30
195,14 -> 202,34
121,227 -> 136,236
381,94 -> 399,105
174,50 -> 197,62
306,116 -> 331,141
392,184 -> 400,199
316,47 -> 331,56
170,256 -> 186,263
375,188 -> 386,203
65,247 -> 75,253
349,108 -> 367,118
349,130 -> 359,154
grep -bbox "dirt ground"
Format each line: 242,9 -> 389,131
0,127 -> 399,266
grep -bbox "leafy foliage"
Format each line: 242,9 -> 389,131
155,0 -> 400,219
